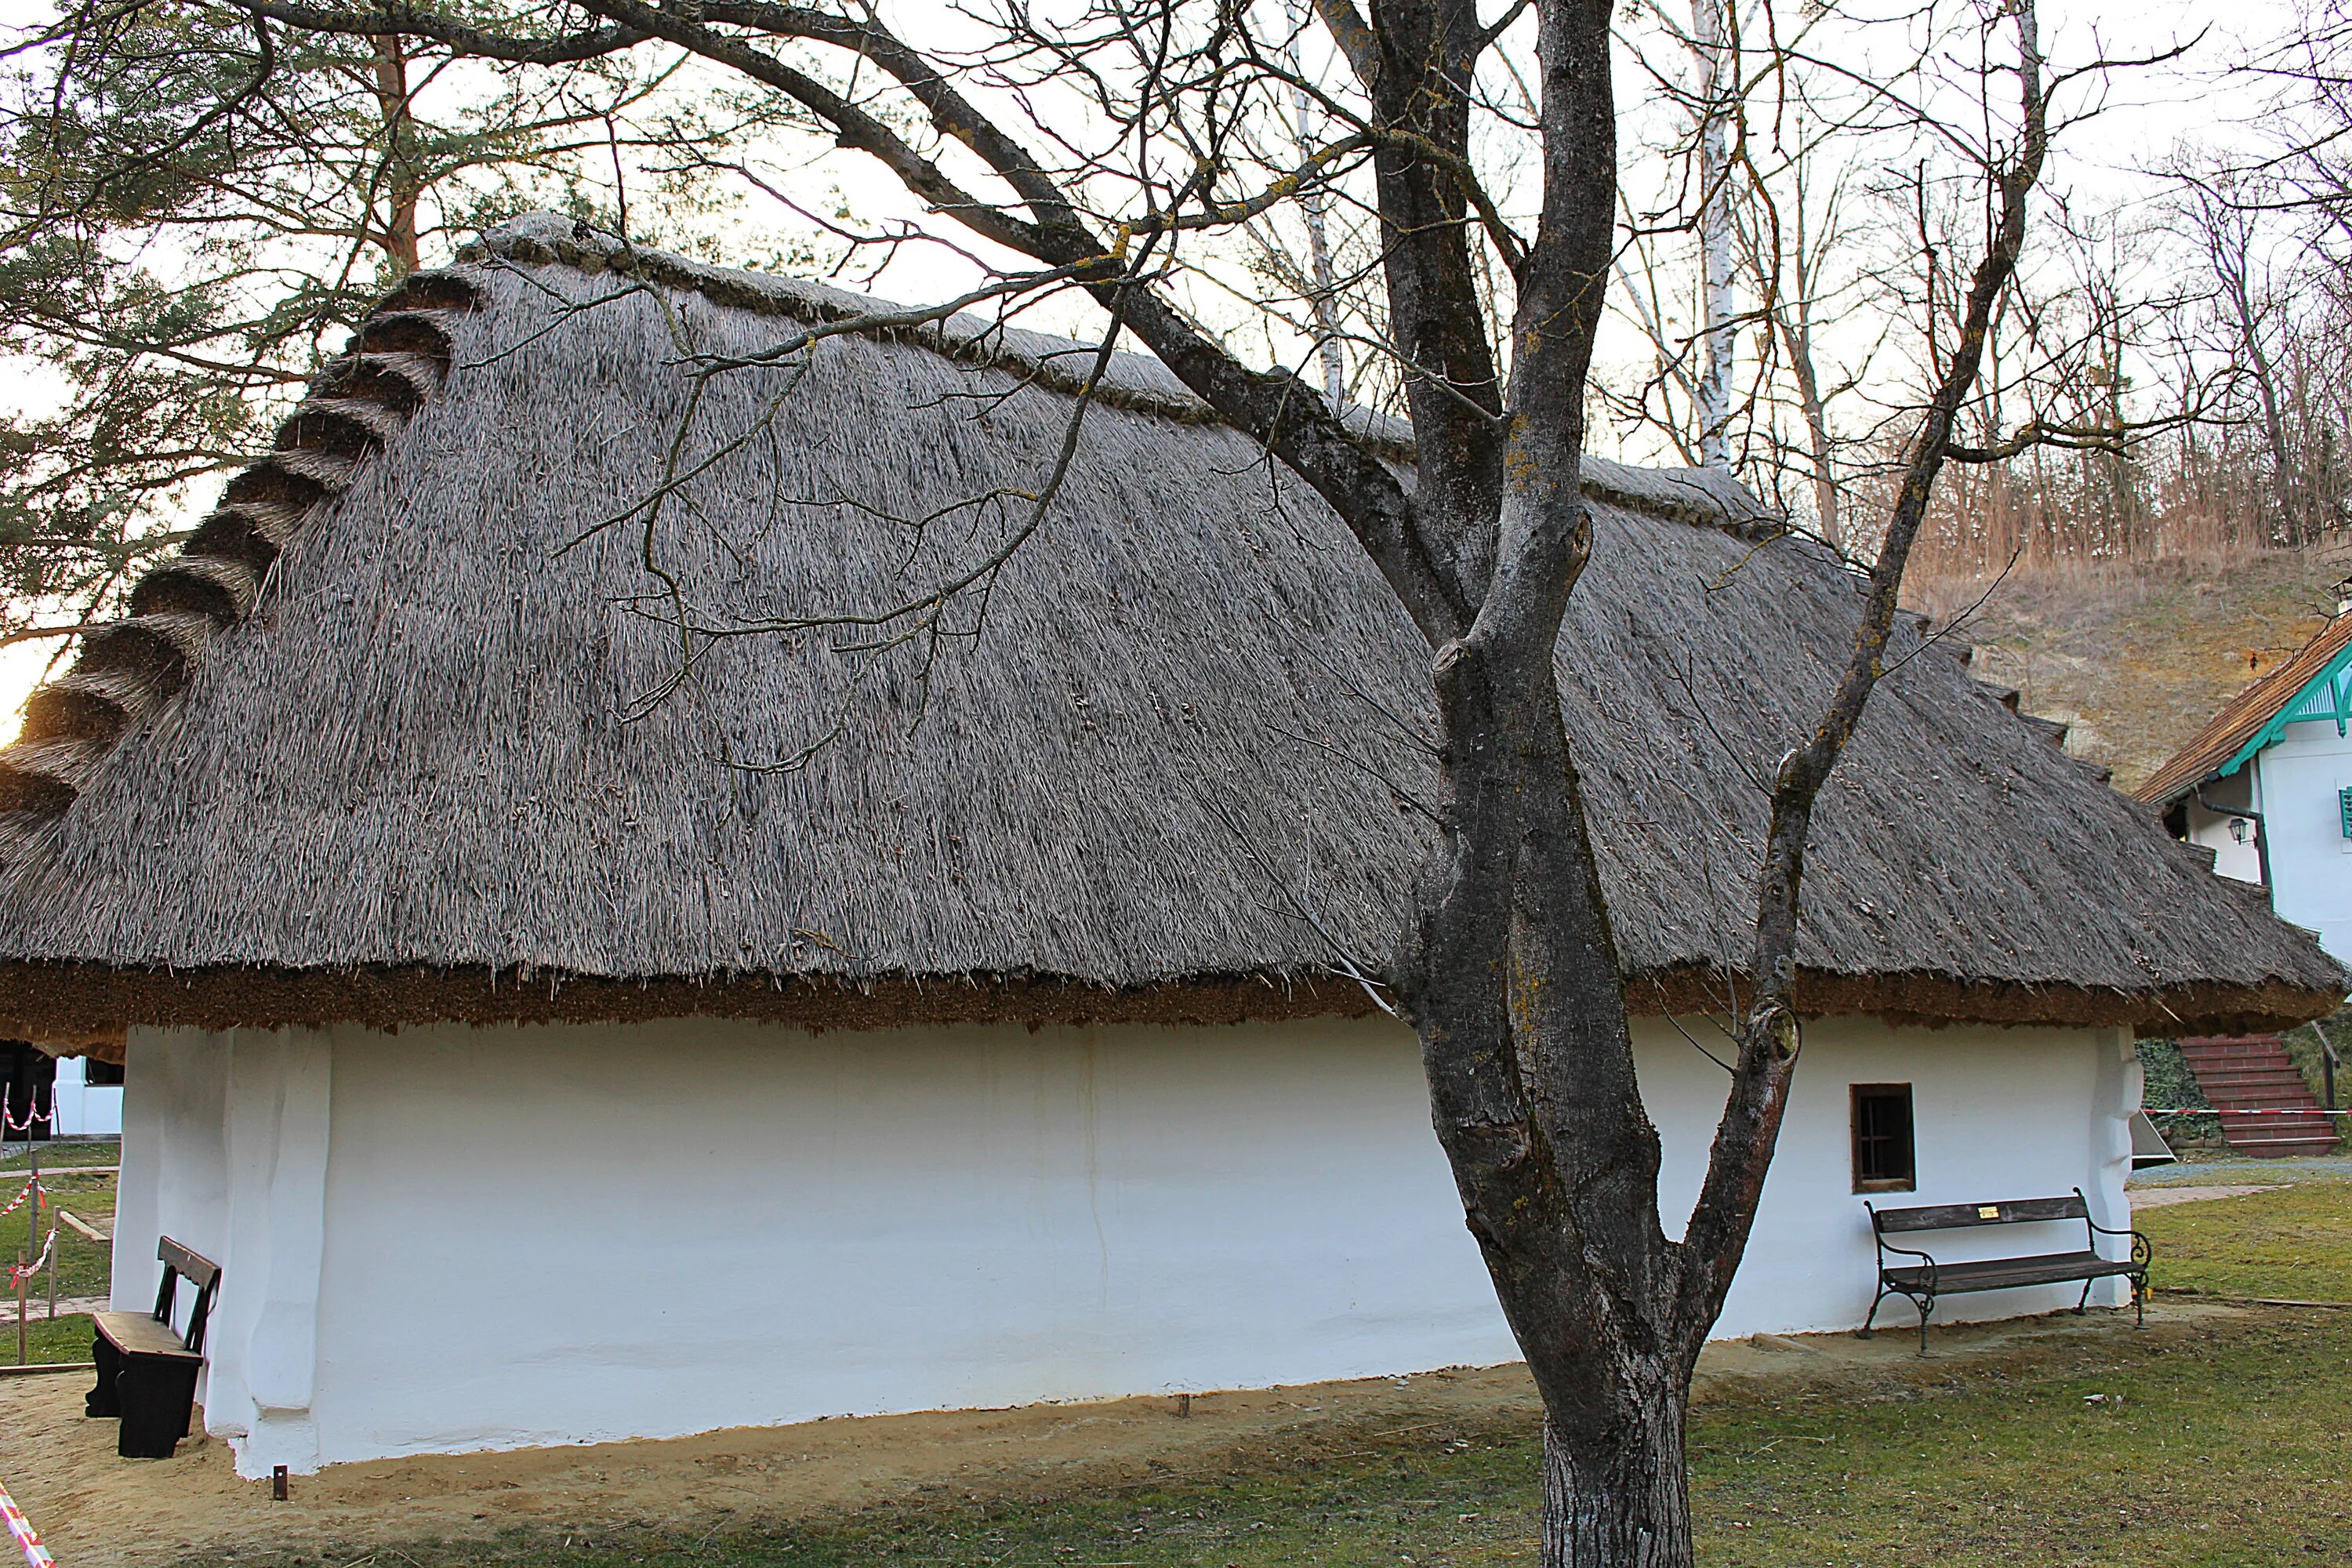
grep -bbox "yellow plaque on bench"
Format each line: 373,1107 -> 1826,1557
1978,1205 -> 2002,1219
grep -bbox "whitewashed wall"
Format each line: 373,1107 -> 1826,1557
2256,720 -> 2352,964
46,1055 -> 124,1138
2181,769 -> 2266,887
118,1012 -> 2137,1476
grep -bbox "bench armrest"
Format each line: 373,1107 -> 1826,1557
1874,1238 -> 1939,1289
2085,1218 -> 2151,1268
2077,1189 -> 2152,1268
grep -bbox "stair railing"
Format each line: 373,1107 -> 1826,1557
2318,1022 -> 2340,1115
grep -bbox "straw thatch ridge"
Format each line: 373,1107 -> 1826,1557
456,213 -> 1782,537
0,212 -> 2339,1039
0,269 -> 485,825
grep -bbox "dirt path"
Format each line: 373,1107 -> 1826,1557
0,1302 -> 2243,1568
2129,1183 -> 2280,1209
7,1296 -> 106,1322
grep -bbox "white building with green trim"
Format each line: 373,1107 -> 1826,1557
2142,609 -> 2352,965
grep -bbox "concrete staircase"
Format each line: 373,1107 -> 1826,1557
2174,1036 -> 2343,1157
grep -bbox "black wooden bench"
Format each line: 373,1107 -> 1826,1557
1860,1189 -> 2149,1352
86,1237 -> 220,1458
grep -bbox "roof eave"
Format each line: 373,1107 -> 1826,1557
1,959 -> 2337,1042
2216,639 -> 2352,780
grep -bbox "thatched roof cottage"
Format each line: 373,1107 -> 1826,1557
0,214 -> 2337,1475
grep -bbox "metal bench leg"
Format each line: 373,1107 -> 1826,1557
86,1332 -> 123,1418
2075,1276 -> 2096,1316
1915,1294 -> 1934,1356
114,1356 -> 201,1460
1858,1285 -> 1892,1340
2132,1273 -> 2146,1329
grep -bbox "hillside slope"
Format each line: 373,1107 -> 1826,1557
1908,546 -> 2352,795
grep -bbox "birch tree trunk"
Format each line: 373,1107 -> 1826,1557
1286,0 -> 1349,407
1692,0 -> 1735,469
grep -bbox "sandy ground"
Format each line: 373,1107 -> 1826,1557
0,1302 -> 2241,1568
2129,1183 -> 2279,1209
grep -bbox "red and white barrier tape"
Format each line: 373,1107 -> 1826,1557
0,1478 -> 53,1568
2142,1105 -> 2349,1116
0,1102 -> 51,1135
0,1174 -> 37,1221
6,1229 -> 56,1291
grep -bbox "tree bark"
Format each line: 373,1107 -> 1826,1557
1780,305 -> 1839,548
1691,0 -> 1735,469
1541,1372 -> 1693,1568
369,34 -> 423,276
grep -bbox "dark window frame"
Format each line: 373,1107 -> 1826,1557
1850,1083 -> 1916,1193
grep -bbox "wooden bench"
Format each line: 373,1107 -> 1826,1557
86,1237 -> 220,1458
1860,1189 -> 2149,1352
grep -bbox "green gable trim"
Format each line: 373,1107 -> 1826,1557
2219,639 -> 2352,779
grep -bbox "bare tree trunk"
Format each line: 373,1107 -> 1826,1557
1778,299 -> 1840,548
1733,122 -> 1842,547
2201,198 -> 2296,539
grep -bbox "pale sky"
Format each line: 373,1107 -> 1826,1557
0,0 -> 2303,741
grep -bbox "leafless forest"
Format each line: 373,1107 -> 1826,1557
1599,1 -> 2352,584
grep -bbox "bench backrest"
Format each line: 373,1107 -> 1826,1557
151,1236 -> 223,1357
1869,1193 -> 2089,1235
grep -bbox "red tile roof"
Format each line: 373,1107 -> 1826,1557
2137,612 -> 2352,809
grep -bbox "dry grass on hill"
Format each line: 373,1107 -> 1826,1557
1907,544 -> 2352,795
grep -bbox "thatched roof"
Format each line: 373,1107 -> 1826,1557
2138,611 -> 2352,811
0,213 -> 2338,1039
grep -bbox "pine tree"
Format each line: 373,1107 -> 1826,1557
0,2 -> 774,652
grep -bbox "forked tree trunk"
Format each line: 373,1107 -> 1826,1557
387,2 -> 2051,1564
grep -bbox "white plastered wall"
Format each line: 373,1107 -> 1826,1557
111,1027 -> 334,1472
118,1011 -> 2138,1475
47,1055 -> 124,1137
2181,769 -> 2265,887
2255,722 -> 2352,964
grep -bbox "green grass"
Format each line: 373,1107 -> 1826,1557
1686,1319 -> 2352,1565
2139,1181 -> 2352,1301
5,1166 -> 112,1362
278,1313 -> 2352,1568
1,1138 -> 121,1171
5,1312 -> 93,1365
265,1174 -> 2352,1568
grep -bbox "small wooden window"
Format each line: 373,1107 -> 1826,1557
1851,1083 -> 1915,1192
